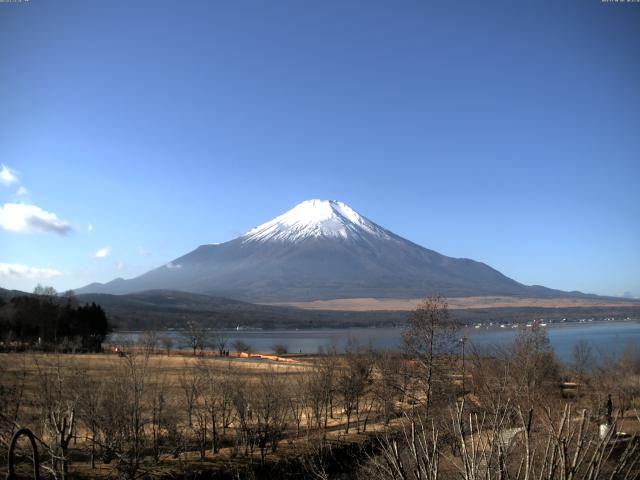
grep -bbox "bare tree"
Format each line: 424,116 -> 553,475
178,363 -> 201,428
229,374 -> 253,457
374,351 -> 406,424
467,344 -> 514,419
139,330 -> 158,355
592,340 -> 640,421
0,360 -> 27,463
161,335 -> 173,356
77,375 -> 105,469
252,368 -> 288,463
354,349 -> 377,433
218,365 -> 236,436
182,321 -> 207,356
211,328 -> 228,356
363,399 -> 640,480
288,373 -> 306,438
34,356 -> 80,480
198,360 -> 221,454
149,376 -> 167,463
100,351 -> 151,479
337,343 -> 373,434
402,295 -> 459,414
306,351 -> 336,435
33,284 -> 58,297
617,341 -> 640,418
192,378 -> 210,460
510,322 -> 559,409
572,338 -> 593,383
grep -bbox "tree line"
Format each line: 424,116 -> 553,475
0,285 -> 110,352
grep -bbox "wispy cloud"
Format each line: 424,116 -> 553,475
137,246 -> 151,256
166,262 -> 182,269
0,203 -> 73,235
116,260 -> 126,271
92,246 -> 111,259
16,186 -> 28,196
0,165 -> 19,186
0,262 -> 62,280
87,223 -> 94,233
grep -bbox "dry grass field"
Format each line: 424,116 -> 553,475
0,350 -> 399,479
272,295 -> 640,311
2,327 -> 639,480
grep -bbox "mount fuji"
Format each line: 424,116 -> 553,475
77,200 -> 573,302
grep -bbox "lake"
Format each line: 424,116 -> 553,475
110,320 -> 640,363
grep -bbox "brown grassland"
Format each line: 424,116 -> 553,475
272,296 -> 640,311
1,298 -> 640,479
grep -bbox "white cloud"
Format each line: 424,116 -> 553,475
166,262 -> 183,269
137,246 -> 150,256
0,203 -> 73,235
16,186 -> 29,196
116,260 -> 126,271
0,164 -> 19,186
87,223 -> 94,233
92,246 -> 111,259
0,262 -> 62,280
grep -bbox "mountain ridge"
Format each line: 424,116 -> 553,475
76,199 -> 595,302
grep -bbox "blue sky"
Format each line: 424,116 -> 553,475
0,0 -> 638,297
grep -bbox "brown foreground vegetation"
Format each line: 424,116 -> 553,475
1,297 -> 640,480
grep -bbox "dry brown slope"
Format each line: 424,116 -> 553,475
268,296 -> 640,311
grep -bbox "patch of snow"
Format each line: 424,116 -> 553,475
242,199 -> 392,243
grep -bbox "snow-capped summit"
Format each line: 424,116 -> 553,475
242,199 -> 391,243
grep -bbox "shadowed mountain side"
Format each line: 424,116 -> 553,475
76,200 -> 603,302
77,237 -> 536,301
73,290 -> 404,330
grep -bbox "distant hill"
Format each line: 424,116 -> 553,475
76,199 -> 594,302
74,289 -> 404,330
0,287 -> 34,302
3,287 -> 638,330
0,286 -> 405,329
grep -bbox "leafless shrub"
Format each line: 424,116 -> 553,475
138,330 -> 158,355
0,360 -> 27,461
272,343 -> 289,355
92,352 -> 151,479
363,399 -> 640,480
33,355 -> 81,480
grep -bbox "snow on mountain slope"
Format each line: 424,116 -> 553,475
242,199 -> 392,243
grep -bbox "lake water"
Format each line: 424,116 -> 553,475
110,320 -> 640,363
